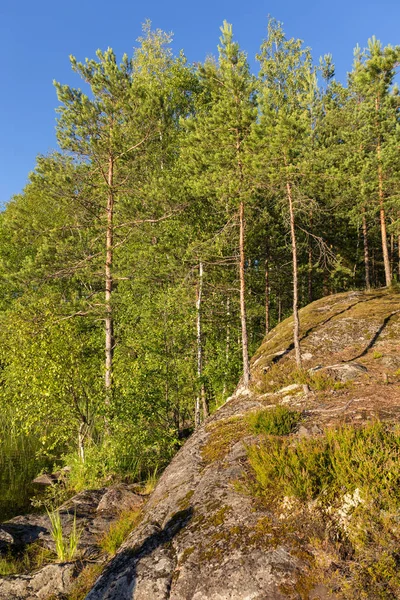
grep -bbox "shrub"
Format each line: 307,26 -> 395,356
248,406 -> 301,436
246,421 -> 400,598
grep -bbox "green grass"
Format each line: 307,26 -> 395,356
48,509 -> 82,562
248,406 -> 301,436
0,543 -> 55,575
99,508 -> 142,556
65,563 -> 104,600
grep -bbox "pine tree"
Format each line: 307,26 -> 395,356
182,21 -> 257,389
256,19 -> 317,369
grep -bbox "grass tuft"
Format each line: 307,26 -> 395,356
99,508 -> 142,556
0,542 -> 55,575
48,509 -> 82,562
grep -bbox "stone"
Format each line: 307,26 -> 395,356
381,355 -> 400,370
277,383 -> 302,394
96,485 -> 144,515
85,392 -> 327,600
310,362 -> 367,383
0,563 -> 78,599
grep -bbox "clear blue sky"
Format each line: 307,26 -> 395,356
1,0 -> 399,206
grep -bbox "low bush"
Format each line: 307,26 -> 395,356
247,421 -> 400,598
248,406 -> 301,436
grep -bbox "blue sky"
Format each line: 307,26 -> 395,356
1,0 -> 399,206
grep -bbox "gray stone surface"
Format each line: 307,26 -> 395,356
0,563 -> 77,599
311,362 -> 367,382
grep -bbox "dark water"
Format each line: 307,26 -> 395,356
0,435 -> 52,522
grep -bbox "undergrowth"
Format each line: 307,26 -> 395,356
255,362 -> 344,395
66,563 -> 104,600
0,543 -> 55,576
48,509 -> 82,562
248,406 -> 301,436
247,421 -> 400,598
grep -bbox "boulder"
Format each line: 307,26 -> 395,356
96,485 -> 144,515
0,563 -> 78,599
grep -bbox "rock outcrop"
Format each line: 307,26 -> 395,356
85,289 -> 400,599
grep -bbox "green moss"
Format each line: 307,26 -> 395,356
201,416 -> 249,465
177,489 -> 194,510
208,505 -> 231,527
179,546 -> 195,564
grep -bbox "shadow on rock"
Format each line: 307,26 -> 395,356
86,507 -> 194,600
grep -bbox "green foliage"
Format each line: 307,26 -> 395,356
0,407 -> 54,520
248,421 -> 400,504
248,406 -> 301,436
247,422 -> 400,595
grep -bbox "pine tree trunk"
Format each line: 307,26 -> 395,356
376,96 -> 392,287
239,200 -> 250,388
308,211 -> 313,304
390,231 -> 394,276
398,232 -> 400,280
105,154 -> 114,413
223,297 -> 230,398
286,179 -> 302,370
195,261 -> 205,428
278,295 -> 282,323
265,251 -> 270,336
362,208 -> 371,290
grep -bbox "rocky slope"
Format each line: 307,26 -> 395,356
84,288 -> 400,600
2,288 -> 399,599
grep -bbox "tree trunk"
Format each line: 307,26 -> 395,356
223,297 -> 230,398
376,96 -> 392,286
390,231 -> 394,276
195,261 -> 206,427
105,154 -> 114,414
78,421 -> 87,463
308,211 -> 313,304
239,200 -> 250,388
278,295 -> 282,323
286,179 -> 302,370
398,233 -> 400,281
265,251 -> 270,336
362,208 -> 371,291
